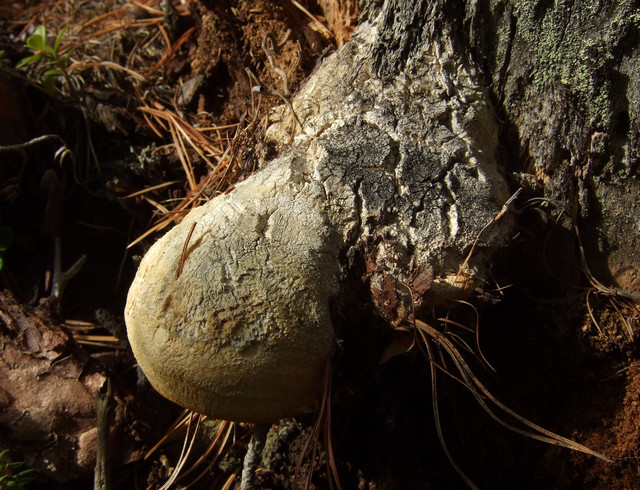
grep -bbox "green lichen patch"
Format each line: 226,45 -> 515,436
513,0 -> 639,128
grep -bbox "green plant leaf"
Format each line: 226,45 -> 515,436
43,44 -> 56,57
53,27 -> 66,55
43,68 -> 62,78
50,56 -> 67,68
16,54 -> 42,68
26,25 -> 47,52
14,468 -> 37,482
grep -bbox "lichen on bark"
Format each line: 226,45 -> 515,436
478,0 -> 640,290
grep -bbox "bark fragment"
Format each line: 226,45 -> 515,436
0,290 -> 104,481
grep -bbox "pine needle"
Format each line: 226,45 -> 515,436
413,318 -> 613,462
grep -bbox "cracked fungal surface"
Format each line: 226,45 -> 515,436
125,11 -> 513,423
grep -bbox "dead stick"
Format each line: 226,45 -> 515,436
240,423 -> 270,490
94,378 -> 113,490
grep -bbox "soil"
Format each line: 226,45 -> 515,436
0,1 -> 638,489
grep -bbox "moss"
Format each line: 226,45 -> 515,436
261,419 -> 310,474
509,0 -> 638,128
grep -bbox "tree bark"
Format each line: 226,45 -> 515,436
361,0 -> 640,291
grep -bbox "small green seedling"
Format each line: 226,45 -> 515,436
16,25 -> 70,94
0,449 -> 37,489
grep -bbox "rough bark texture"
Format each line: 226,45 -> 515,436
356,0 -> 640,289
274,0 -> 640,299
431,0 -> 638,290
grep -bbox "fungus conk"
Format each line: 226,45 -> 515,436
125,11 -> 512,423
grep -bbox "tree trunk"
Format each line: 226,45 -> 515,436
384,0 -> 640,290
125,0 -> 640,486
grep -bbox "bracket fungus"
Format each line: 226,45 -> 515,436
125,13 -> 513,423
126,158 -> 342,423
